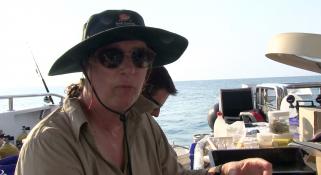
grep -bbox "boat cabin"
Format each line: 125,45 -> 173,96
255,82 -> 321,117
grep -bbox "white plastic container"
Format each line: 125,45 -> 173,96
242,137 -> 259,149
288,107 -> 299,141
257,132 -> 273,148
227,121 -> 246,146
213,111 -> 227,138
268,111 -> 290,134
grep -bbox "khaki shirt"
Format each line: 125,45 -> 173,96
15,96 -> 207,175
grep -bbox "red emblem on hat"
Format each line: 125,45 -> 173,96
118,14 -> 130,22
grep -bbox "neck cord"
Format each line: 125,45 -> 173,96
81,64 -> 133,175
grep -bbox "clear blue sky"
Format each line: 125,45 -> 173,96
1,0 -> 321,89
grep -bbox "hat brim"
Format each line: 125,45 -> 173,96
48,26 -> 188,76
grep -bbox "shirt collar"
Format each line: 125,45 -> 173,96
63,98 -> 88,141
62,96 -> 156,141
133,95 -> 159,114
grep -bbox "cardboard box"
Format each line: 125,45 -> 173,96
299,107 -> 321,141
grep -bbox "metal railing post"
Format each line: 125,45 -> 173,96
8,97 -> 13,111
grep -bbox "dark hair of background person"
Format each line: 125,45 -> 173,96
142,66 -> 177,97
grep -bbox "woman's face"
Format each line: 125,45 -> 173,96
86,40 -> 153,112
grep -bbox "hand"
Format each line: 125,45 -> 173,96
208,158 -> 272,175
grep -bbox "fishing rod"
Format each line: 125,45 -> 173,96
27,44 -> 54,104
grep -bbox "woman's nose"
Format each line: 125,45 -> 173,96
119,55 -> 136,74
151,108 -> 160,117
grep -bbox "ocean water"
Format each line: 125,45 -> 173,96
1,75 -> 321,146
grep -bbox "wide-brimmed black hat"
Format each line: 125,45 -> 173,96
48,9 -> 188,76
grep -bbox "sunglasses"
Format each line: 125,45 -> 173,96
149,96 -> 162,107
94,47 -> 156,68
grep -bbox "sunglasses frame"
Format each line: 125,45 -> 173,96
94,47 -> 156,69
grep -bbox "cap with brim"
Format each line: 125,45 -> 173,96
49,10 -> 188,76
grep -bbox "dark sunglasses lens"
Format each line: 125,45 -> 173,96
151,97 -> 161,107
132,48 -> 154,68
98,48 -> 123,68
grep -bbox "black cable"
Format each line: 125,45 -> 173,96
120,114 -> 133,175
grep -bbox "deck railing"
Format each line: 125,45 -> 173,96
0,93 -> 64,111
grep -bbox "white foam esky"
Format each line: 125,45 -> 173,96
1,0 -> 321,89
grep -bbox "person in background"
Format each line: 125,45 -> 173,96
142,66 -> 177,117
15,9 -> 272,175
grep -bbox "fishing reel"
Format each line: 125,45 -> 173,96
43,96 -> 51,103
43,96 -> 55,104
